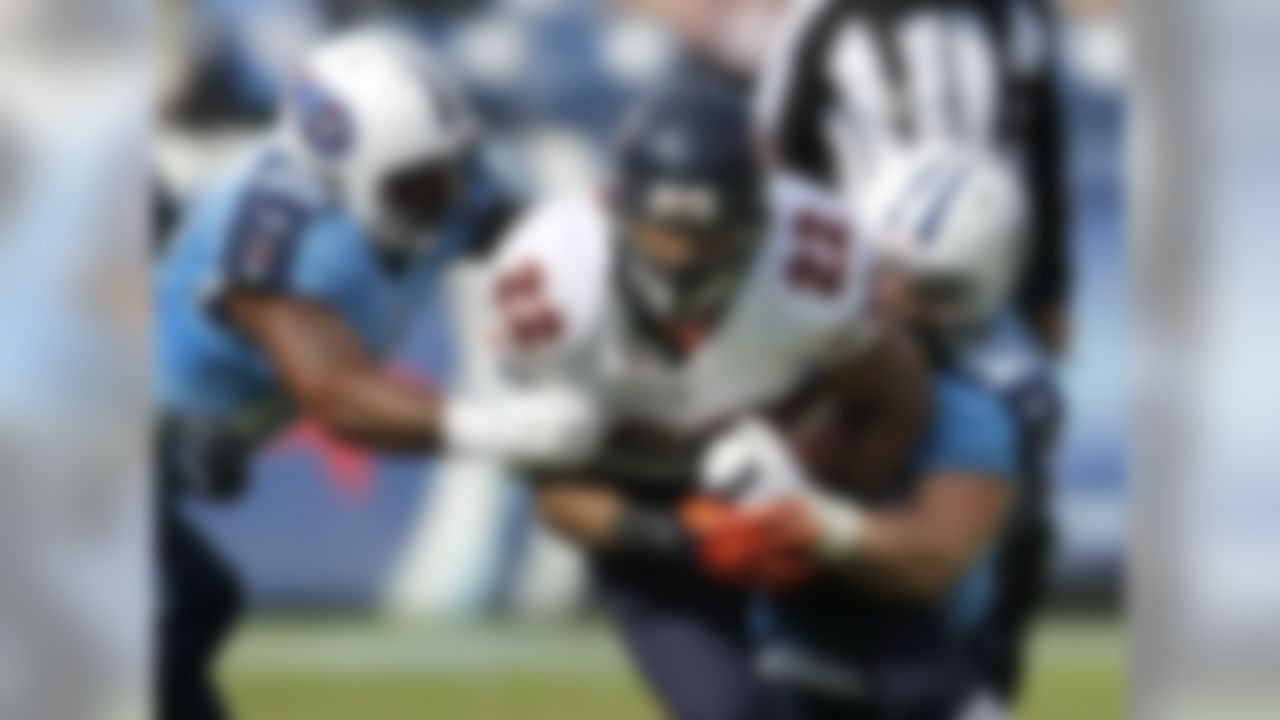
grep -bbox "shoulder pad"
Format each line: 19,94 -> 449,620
486,192 -> 612,378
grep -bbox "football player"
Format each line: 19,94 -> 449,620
156,28 -> 597,720
690,147 -> 1042,719
862,145 -> 1062,704
483,78 -> 931,720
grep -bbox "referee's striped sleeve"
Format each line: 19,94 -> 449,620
754,0 -> 838,180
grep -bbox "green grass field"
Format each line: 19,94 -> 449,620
221,614 -> 1124,719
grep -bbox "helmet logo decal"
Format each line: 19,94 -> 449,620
293,75 -> 353,160
916,165 -> 971,246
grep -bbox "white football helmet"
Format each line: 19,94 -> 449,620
278,27 -> 478,254
858,144 -> 1029,330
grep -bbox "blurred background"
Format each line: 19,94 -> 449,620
150,0 -> 1126,717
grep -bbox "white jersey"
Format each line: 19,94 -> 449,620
485,175 -> 878,435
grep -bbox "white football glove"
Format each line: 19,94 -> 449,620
444,386 -> 603,466
699,416 -> 866,561
699,417 -> 813,508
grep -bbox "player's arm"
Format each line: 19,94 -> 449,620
533,476 -> 692,563
534,474 -> 800,587
226,292 -> 442,452
732,455 -> 1011,602
227,292 -> 598,461
700,378 -> 1016,599
780,383 -> 1015,601
814,472 -> 1010,601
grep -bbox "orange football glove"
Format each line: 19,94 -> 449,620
751,499 -> 822,589
678,497 -> 817,591
679,497 -> 760,585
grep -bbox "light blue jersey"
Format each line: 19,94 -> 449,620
156,139 -> 485,443
918,377 -> 1020,632
753,377 -> 1019,704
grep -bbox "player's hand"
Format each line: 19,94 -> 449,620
445,386 -> 603,465
679,497 -> 815,591
756,493 -> 867,566
699,416 -> 812,507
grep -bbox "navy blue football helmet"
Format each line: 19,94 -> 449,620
612,79 -> 764,325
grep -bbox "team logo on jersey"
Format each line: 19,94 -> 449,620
292,75 -> 353,160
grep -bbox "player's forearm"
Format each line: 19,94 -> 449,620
839,512 -> 985,601
305,372 -> 443,453
535,482 -> 687,561
536,481 -> 622,548
810,478 -> 1009,602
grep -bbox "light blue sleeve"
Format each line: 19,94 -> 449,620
198,146 -> 363,304
920,378 -> 1020,482
160,148 -> 310,303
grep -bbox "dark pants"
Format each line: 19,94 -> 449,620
159,500 -> 243,720
594,559 -> 783,720
157,415 -> 247,720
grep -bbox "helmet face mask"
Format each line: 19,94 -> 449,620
367,157 -> 462,252
620,216 -> 756,322
611,79 -> 763,327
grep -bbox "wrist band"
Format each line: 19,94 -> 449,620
806,490 -> 866,564
607,505 -> 691,562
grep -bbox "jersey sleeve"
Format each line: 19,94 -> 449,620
216,185 -> 315,294
199,151 -> 365,316
920,377 -> 1019,482
483,194 -> 610,384
195,149 -> 340,301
